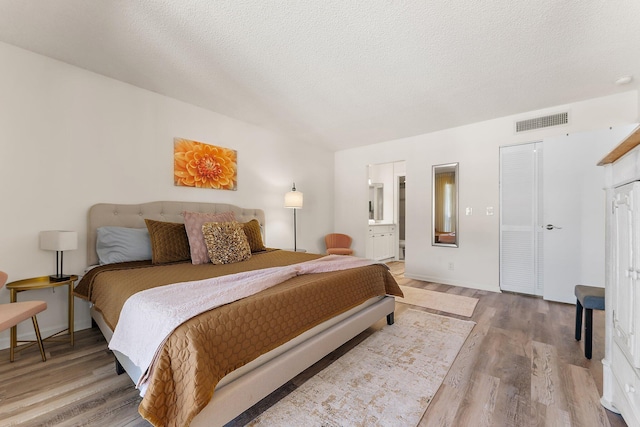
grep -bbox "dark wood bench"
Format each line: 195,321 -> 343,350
574,285 -> 605,359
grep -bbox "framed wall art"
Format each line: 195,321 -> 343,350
174,138 -> 237,191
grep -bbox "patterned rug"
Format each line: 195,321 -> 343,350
248,309 -> 475,426
397,285 -> 479,317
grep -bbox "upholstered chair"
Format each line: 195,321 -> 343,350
0,271 -> 47,362
325,233 -> 354,256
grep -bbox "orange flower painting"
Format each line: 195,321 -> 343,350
174,138 -> 237,190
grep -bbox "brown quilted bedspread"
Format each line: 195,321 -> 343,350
74,250 -> 402,427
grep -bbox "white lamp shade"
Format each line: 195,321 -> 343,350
40,230 -> 78,251
284,190 -> 303,209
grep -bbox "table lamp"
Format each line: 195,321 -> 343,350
40,230 -> 77,282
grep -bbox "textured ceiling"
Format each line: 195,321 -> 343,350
0,1 -> 639,151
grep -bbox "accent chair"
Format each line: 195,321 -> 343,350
0,271 -> 47,362
325,233 -> 354,256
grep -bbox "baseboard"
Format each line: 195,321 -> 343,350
403,272 -> 501,293
0,319 -> 93,351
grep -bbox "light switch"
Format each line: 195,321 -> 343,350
465,207 -> 472,215
486,207 -> 494,216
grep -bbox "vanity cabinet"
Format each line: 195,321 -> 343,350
366,224 -> 397,261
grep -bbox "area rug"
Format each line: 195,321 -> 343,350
247,309 -> 475,427
397,285 -> 479,317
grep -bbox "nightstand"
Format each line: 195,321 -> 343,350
6,275 -> 77,360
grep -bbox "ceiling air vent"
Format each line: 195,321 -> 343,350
515,112 -> 569,133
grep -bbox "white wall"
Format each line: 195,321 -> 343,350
335,91 -> 639,292
0,42 -> 334,348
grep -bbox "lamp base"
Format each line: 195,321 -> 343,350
49,274 -> 71,282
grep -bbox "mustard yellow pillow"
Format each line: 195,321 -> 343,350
144,219 -> 191,264
202,221 -> 251,264
241,219 -> 266,253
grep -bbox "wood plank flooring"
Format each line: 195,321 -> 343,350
0,262 -> 627,426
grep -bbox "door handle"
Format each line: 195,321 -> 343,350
545,224 -> 563,230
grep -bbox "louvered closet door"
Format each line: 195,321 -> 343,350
500,142 -> 543,295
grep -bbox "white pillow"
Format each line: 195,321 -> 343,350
96,226 -> 152,264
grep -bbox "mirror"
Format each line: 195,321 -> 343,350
432,162 -> 458,247
368,183 -> 384,221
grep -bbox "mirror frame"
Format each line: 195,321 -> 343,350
432,162 -> 459,247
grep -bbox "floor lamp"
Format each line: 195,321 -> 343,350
284,183 -> 303,251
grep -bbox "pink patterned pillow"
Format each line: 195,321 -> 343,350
183,211 -> 236,264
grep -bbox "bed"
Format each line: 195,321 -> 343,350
74,201 -> 402,427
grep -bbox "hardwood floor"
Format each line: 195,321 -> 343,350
0,262 -> 627,426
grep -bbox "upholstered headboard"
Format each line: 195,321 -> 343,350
87,201 -> 265,266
